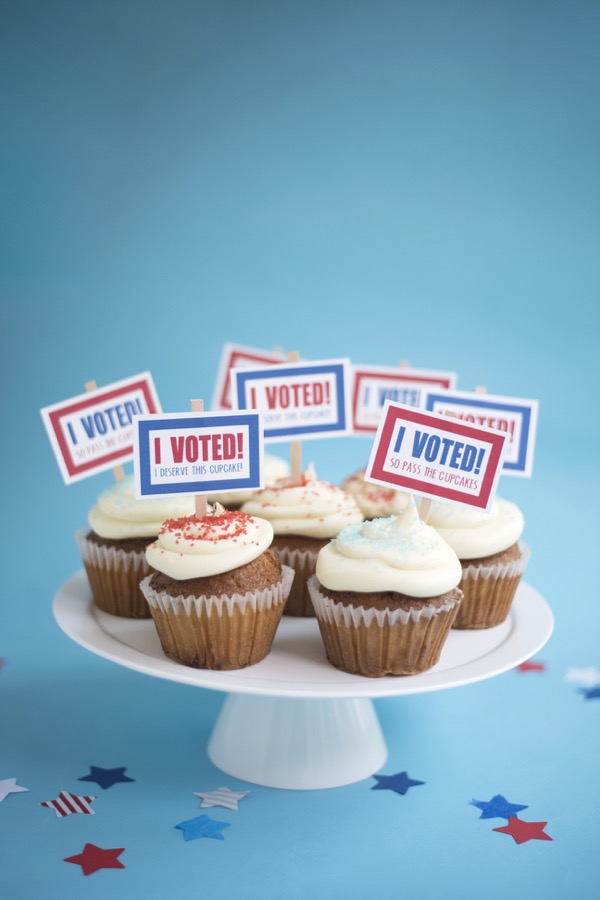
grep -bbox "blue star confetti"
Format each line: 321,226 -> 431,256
371,771 -> 425,795
78,766 -> 135,790
579,685 -> 600,700
175,814 -> 231,842
470,794 -> 528,820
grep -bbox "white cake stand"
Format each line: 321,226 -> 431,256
53,571 -> 553,790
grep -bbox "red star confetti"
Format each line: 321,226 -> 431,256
40,791 -> 96,817
0,778 -> 28,802
493,816 -> 553,844
64,843 -> 125,876
516,660 -> 546,673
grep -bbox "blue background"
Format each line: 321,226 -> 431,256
2,1 -> 598,897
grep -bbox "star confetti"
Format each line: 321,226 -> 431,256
470,794 -> 529,820
175,814 -> 231,842
0,778 -> 28,802
79,766 -> 135,790
565,666 -> 600,687
193,787 -> 250,811
493,816 -> 553,844
371,771 -> 425,795
579,685 -> 600,700
40,791 -> 96,817
516,660 -> 546,673
64,843 -> 125,876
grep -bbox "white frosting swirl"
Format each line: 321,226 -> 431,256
145,506 -> 274,580
207,453 -> 290,506
342,468 -> 411,519
88,475 -> 195,539
241,465 -> 363,538
427,497 -> 524,559
316,497 -> 461,597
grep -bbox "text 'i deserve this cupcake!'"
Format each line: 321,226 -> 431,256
427,498 -> 529,629
140,504 -> 294,669
76,475 -> 195,618
308,497 -> 463,676
241,465 -> 363,617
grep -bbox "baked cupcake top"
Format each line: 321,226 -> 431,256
240,464 -> 363,539
145,503 -> 274,580
426,497 -> 524,560
315,496 -> 462,598
88,475 -> 195,540
341,467 -> 411,519
207,452 -> 290,507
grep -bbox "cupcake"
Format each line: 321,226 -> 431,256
341,467 -> 411,520
140,504 -> 294,670
307,497 -> 463,677
76,475 -> 195,618
241,464 -> 363,617
426,497 -> 529,629
207,452 -> 290,510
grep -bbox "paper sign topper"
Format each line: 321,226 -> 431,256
421,388 -> 539,477
40,372 -> 161,485
365,401 -> 509,511
352,364 -> 457,433
232,358 -> 352,442
133,410 -> 264,497
211,343 -> 284,410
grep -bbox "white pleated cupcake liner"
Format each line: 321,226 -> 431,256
307,574 -> 461,627
75,527 -> 153,618
461,541 -> 530,583
271,545 -> 320,617
139,564 -> 295,618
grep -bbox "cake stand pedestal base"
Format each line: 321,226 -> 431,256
207,694 -> 387,790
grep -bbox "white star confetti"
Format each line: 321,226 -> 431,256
565,667 -> 600,687
0,778 -> 29,802
193,786 -> 250,811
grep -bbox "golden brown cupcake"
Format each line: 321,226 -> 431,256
308,498 -> 462,677
427,497 -> 529,629
140,504 -> 293,669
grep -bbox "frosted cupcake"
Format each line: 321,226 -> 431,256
207,452 -> 290,510
76,475 -> 195,618
307,497 -> 462,676
241,465 -> 363,617
427,497 -> 529,629
341,467 -> 411,520
140,504 -> 294,670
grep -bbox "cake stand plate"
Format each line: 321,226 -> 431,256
53,572 -> 553,790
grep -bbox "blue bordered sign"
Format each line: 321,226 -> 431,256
352,363 -> 457,434
421,388 -> 538,477
133,411 -> 264,497
232,358 -> 352,442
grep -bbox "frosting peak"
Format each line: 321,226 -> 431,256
316,496 -> 461,597
241,464 -> 363,538
145,505 -> 273,580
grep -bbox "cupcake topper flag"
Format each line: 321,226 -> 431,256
40,372 -> 162,485
364,400 -> 511,514
190,398 -> 208,517
231,353 -> 354,484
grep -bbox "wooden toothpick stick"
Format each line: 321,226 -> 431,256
191,399 -> 207,518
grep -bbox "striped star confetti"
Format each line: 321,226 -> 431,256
193,786 -> 250,810
40,791 -> 96,817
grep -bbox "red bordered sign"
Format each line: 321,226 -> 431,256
365,401 -> 508,511
352,364 -> 457,433
211,343 -> 284,410
40,372 -> 161,484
